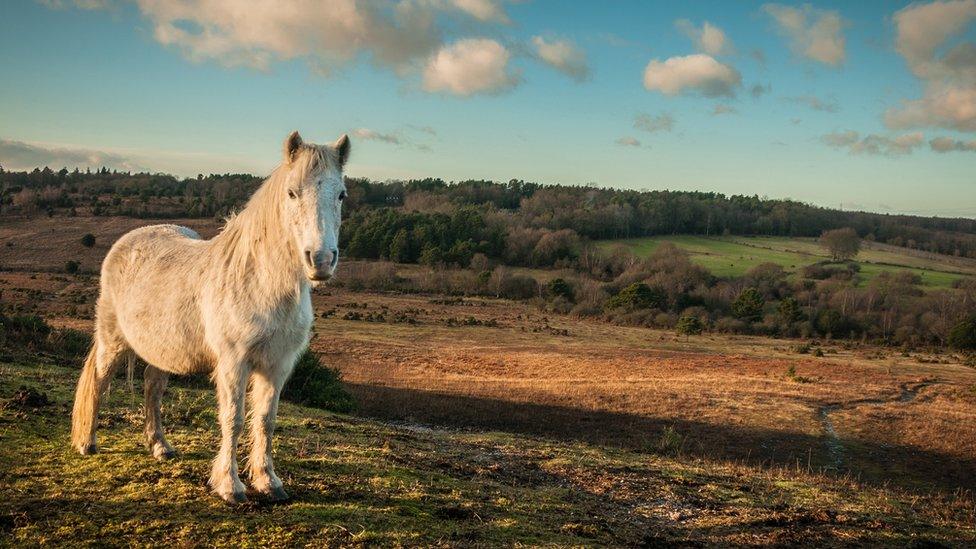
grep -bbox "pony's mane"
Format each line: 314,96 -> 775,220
212,146 -> 333,290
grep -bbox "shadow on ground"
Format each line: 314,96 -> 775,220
347,382 -> 976,495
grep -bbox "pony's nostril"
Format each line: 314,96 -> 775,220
304,250 -> 314,269
330,249 -> 339,267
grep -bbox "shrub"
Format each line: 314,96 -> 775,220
714,316 -> 748,334
46,328 -> 92,361
777,296 -> 804,323
80,233 -> 96,248
731,287 -> 764,321
546,278 -> 574,302
0,314 -> 51,350
0,313 -> 90,363
605,282 -> 665,311
490,268 -> 539,300
802,262 -> 858,280
65,261 -> 80,274
949,315 -> 976,350
816,309 -> 857,338
676,314 -> 704,336
282,350 -> 355,413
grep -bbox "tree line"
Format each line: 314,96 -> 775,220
3,166 -> 976,262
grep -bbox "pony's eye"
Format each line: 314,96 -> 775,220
287,189 -> 298,199
338,191 -> 346,201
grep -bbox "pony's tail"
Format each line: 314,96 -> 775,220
71,342 -> 100,455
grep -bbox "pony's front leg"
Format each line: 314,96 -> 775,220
247,367 -> 289,501
209,359 -> 249,504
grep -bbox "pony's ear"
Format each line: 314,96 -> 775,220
334,134 -> 350,168
284,131 -> 303,163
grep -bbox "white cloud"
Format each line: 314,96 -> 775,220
820,130 -> 858,148
929,135 -> 976,152
634,112 -> 674,133
675,20 -> 731,56
44,0 -> 513,89
615,136 -> 641,147
786,94 -> 839,112
422,38 -> 519,96
886,1 -> 976,132
642,54 -> 741,97
531,36 -> 589,82
762,3 -> 845,66
448,0 -> 509,23
37,0 -> 112,9
0,137 -> 267,176
0,138 -> 142,172
351,128 -> 402,145
711,104 -> 737,116
821,130 -> 925,156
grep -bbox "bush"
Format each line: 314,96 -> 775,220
489,268 -> 539,300
0,314 -> 51,350
65,261 -> 81,274
948,315 -> 976,350
282,350 -> 355,413
546,278 -> 574,302
777,296 -> 804,323
605,282 -> 665,311
46,328 -> 92,361
80,233 -> 96,248
676,314 -> 704,336
817,309 -> 857,338
0,313 -> 90,362
714,316 -> 748,334
731,287 -> 764,321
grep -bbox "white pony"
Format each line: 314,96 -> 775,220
71,131 -> 350,503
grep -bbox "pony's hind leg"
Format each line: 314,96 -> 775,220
144,364 -> 176,460
209,358 -> 249,504
247,366 -> 290,501
71,332 -> 129,455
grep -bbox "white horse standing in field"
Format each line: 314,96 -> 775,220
71,131 -> 350,503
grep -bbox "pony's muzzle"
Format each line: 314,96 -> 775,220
303,248 -> 337,281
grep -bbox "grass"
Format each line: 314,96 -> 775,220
2,358 -> 975,546
599,235 -> 976,288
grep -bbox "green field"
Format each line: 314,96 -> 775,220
599,235 -> 976,288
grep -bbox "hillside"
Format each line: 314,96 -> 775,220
601,235 -> 976,288
2,358 -> 974,546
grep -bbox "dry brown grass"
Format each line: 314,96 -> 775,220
2,215 -> 974,500
303,291 -> 976,494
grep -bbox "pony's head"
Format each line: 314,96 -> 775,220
280,131 -> 351,283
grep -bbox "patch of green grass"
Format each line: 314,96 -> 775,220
600,235 -> 973,288
1,359 -> 974,546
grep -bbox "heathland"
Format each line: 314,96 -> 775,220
2,170 -> 976,545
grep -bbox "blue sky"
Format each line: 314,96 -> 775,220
1,0 -> 975,217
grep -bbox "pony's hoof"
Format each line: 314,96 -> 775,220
151,444 -> 177,461
78,443 -> 98,456
265,486 -> 290,502
218,491 -> 248,505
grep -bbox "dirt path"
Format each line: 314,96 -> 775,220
817,381 -> 936,471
